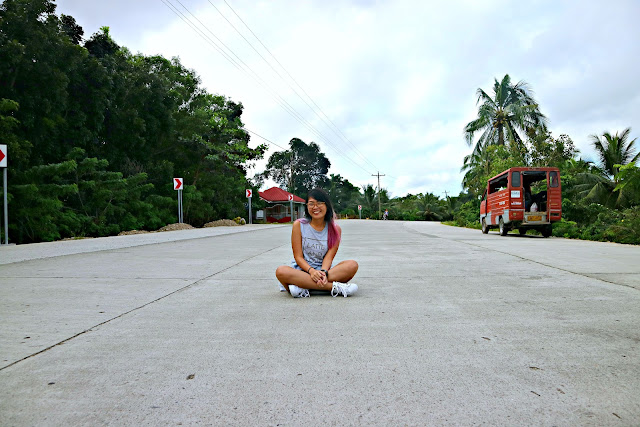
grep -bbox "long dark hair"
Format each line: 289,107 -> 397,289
302,188 -> 341,248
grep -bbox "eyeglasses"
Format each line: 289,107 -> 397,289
307,201 -> 326,208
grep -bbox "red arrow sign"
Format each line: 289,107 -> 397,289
288,194 -> 294,201
0,144 -> 6,167
246,189 -> 252,198
174,178 -> 183,190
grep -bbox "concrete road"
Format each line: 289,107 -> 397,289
1,221 -> 639,426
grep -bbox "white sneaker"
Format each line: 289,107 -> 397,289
279,283 -> 287,292
331,282 -> 358,297
289,285 -> 310,298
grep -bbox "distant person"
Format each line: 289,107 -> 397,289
383,209 -> 389,220
275,188 -> 359,298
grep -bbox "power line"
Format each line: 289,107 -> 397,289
245,128 -> 286,150
169,0 -> 311,125
220,0 -> 379,172
162,0 -> 373,176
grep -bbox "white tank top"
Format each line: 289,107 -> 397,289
291,220 -> 328,270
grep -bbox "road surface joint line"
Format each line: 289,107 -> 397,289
0,242 -> 288,372
401,222 -> 639,291
454,235 -> 640,292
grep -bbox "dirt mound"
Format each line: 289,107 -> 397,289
157,223 -> 195,232
203,219 -> 241,227
118,230 -> 152,236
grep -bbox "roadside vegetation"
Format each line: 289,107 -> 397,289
1,1 -> 638,245
1,1 -> 265,243
450,75 -> 640,245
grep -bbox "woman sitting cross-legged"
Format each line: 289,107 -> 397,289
275,188 -> 359,298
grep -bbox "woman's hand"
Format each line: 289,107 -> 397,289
309,268 -> 327,285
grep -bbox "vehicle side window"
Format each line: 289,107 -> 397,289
511,171 -> 521,187
549,171 -> 559,188
489,175 -> 508,194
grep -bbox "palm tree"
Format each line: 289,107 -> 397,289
461,148 -> 493,196
590,128 -> 639,178
442,195 -> 460,220
576,128 -> 639,208
464,74 -> 547,158
415,193 -> 445,221
360,184 -> 377,213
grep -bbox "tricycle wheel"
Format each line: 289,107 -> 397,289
519,228 -> 527,236
499,217 -> 508,236
482,218 -> 489,234
541,224 -> 552,238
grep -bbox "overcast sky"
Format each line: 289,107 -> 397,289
54,0 -> 640,198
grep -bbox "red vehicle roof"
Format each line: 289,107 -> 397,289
488,167 -> 560,182
258,187 -> 305,203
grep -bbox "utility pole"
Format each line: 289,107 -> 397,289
289,152 -> 294,193
372,171 -> 385,220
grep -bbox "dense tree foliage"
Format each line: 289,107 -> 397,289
262,137 -> 330,196
573,128 -> 640,208
0,0 -> 265,243
455,75 -> 640,244
2,4 -> 637,247
326,174 -> 360,214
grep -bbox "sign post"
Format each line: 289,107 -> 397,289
0,144 -> 7,244
246,189 -> 252,224
288,194 -> 294,221
358,205 -> 362,220
174,178 -> 183,223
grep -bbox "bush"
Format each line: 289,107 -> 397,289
341,208 -> 356,217
453,200 -> 480,227
604,207 -> 640,245
580,209 -> 623,241
552,219 -> 581,239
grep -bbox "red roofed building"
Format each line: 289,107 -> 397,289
258,187 -> 306,223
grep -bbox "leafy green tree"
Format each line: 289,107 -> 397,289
461,145 -> 520,196
0,1 -> 267,242
441,195 -> 460,220
326,173 -> 360,214
359,184 -> 377,217
84,26 -> 119,58
576,128 -> 639,208
615,163 -> 640,201
528,132 -> 579,167
387,193 -> 418,220
60,14 -> 84,45
0,0 -> 86,165
263,138 -> 330,196
171,93 -> 265,225
415,193 -> 445,221
464,74 -> 547,160
66,148 -> 168,236
452,199 -> 481,228
0,99 -> 31,169
591,128 -> 639,177
10,158 -> 78,242
461,148 -> 493,196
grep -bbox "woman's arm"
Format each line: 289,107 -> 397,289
291,221 -> 312,273
319,224 -> 341,283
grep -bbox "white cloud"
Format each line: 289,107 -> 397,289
55,0 -> 640,199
